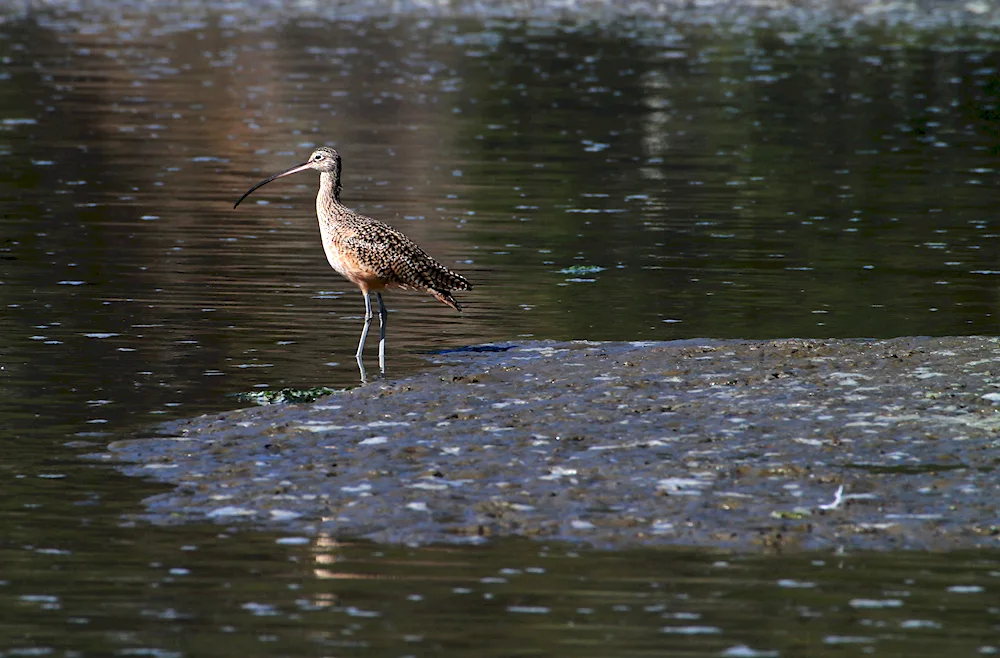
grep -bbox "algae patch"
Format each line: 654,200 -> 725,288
235,386 -> 343,405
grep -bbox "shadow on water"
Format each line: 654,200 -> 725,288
2,2 -> 1000,655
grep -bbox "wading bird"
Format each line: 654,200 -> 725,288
234,147 -> 471,381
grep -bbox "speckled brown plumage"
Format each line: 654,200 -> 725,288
313,150 -> 471,310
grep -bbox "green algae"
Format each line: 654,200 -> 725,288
235,387 -> 343,405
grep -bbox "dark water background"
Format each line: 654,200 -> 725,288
2,2 -> 999,655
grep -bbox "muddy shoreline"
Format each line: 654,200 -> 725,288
100,337 -> 1000,552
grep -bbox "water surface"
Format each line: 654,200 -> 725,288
1,2 -> 999,655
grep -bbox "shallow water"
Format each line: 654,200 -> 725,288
2,532 -> 998,657
2,2 -> 1000,655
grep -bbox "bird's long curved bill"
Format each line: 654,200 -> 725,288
233,160 -> 314,209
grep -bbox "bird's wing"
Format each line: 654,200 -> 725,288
342,230 -> 437,290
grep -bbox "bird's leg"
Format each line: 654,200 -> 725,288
377,293 -> 387,375
356,292 -> 373,382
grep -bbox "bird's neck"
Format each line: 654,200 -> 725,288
318,171 -> 342,205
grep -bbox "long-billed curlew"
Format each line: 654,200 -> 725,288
234,147 -> 471,380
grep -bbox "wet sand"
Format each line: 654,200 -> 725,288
99,337 -> 1000,552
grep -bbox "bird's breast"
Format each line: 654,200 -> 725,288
319,228 -> 389,294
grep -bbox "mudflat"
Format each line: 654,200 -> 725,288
104,337 -> 1000,551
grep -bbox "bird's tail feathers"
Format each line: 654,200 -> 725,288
431,289 -> 462,312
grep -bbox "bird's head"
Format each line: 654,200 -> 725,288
303,147 -> 341,173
